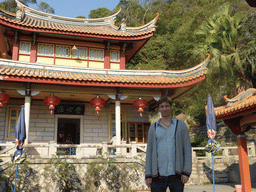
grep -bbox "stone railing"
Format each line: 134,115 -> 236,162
0,142 -> 255,161
192,142 -> 256,159
0,141 -> 147,160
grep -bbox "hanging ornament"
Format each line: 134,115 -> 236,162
44,94 -> 60,115
0,93 -> 10,108
133,98 -> 148,117
90,96 -> 106,116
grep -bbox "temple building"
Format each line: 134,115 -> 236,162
214,88 -> 256,192
0,0 -> 209,157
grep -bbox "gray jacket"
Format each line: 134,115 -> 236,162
145,117 -> 192,179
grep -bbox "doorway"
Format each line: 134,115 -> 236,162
57,118 -> 80,144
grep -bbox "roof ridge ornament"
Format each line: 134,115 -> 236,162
118,18 -> 126,32
224,88 -> 256,105
16,3 -> 25,20
15,0 -> 121,25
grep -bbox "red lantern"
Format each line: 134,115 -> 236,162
90,96 -> 106,116
0,93 -> 9,108
133,98 -> 148,117
44,95 -> 60,115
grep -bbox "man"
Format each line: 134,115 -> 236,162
145,96 -> 192,192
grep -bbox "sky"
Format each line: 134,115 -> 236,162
30,0 -> 120,18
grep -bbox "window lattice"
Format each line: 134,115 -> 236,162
72,47 -> 87,59
20,41 -> 31,54
38,43 -> 54,56
110,50 -> 120,62
8,108 -> 20,138
56,45 -> 71,57
89,49 -> 104,60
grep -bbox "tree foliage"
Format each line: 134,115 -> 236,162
37,2 -> 54,14
89,7 -> 113,18
0,0 -> 54,14
108,0 -> 255,125
0,0 -> 36,13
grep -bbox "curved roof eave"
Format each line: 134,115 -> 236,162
214,88 -> 256,120
0,17 -> 155,41
7,0 -> 158,37
0,57 -> 207,88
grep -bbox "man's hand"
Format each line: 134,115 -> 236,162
181,175 -> 189,184
146,178 -> 152,187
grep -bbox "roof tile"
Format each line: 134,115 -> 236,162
214,88 -> 256,119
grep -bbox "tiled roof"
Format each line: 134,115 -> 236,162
0,58 -> 208,87
214,88 -> 256,120
0,1 -> 157,38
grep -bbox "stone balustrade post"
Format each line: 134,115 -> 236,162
131,141 -> 137,157
76,146 -> 82,159
223,148 -> 229,157
250,143 -> 255,156
192,149 -> 196,158
121,140 -> 127,156
49,141 -> 55,157
102,142 -> 108,157
206,152 -> 212,159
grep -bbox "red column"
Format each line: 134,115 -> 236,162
104,49 -> 110,69
30,43 -> 37,63
120,51 -> 125,70
237,135 -> 252,192
12,43 -> 19,61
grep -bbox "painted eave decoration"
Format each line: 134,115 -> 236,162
214,88 -> 256,120
0,0 -> 158,40
0,54 -> 209,88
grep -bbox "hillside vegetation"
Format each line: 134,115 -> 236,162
91,0 -> 256,126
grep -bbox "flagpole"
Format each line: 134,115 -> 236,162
212,153 -> 215,192
14,163 -> 18,192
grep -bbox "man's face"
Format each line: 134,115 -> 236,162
158,101 -> 172,118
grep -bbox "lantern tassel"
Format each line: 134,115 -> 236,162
95,106 -> 101,117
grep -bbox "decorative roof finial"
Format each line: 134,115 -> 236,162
119,18 -> 126,32
15,0 -> 25,20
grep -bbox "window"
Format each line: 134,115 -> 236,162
89,48 -> 104,60
38,43 -> 54,56
72,47 -> 87,59
128,122 -> 150,143
7,108 -> 21,138
19,41 -> 31,54
56,45 -> 71,57
110,50 -> 120,62
109,112 -> 127,139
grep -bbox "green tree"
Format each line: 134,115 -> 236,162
115,0 -> 145,27
37,2 -> 54,14
89,7 -> 113,18
238,12 -> 256,88
76,16 -> 86,18
0,0 -> 36,13
0,0 -> 54,14
194,3 -> 252,96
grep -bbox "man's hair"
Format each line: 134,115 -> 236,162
157,96 -> 172,107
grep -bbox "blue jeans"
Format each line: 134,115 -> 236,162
151,175 -> 184,192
